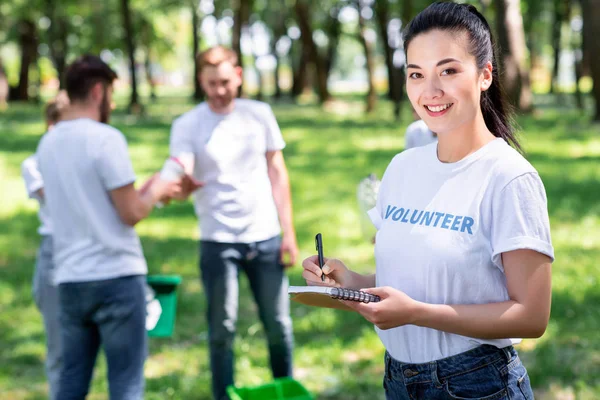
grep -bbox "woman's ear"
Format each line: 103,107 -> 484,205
481,61 -> 493,91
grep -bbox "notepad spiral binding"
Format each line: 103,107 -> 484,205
330,287 -> 381,303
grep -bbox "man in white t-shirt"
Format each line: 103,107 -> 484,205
170,46 -> 298,400
405,108 -> 437,150
36,55 -> 181,400
21,92 -> 69,400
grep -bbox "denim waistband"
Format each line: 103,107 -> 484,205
385,345 -> 516,385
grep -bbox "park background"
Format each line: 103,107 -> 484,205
1,0 -> 599,399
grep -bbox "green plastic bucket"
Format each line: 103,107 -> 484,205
226,378 -> 313,400
146,275 -> 182,337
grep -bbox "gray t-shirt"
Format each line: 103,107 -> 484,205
405,119 -> 437,150
37,118 -> 147,284
170,99 -> 285,243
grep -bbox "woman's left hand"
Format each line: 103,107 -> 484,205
342,286 -> 422,330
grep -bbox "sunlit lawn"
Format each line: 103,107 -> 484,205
0,92 -> 599,399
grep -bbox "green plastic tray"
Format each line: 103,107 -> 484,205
226,378 -> 313,400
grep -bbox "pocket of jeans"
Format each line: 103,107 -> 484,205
443,362 -> 508,400
517,371 -> 534,400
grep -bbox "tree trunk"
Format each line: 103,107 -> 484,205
291,41 -> 310,98
569,1 -> 583,110
494,0 -> 533,112
550,0 -> 568,94
357,2 -> 377,113
46,0 -> 68,88
375,0 -> 393,100
120,0 -> 141,112
17,19 -> 37,101
191,0 -> 204,101
273,34 -> 284,99
294,0 -> 330,103
324,7 -> 341,78
145,49 -> 156,101
233,0 -> 251,96
581,0 -> 600,120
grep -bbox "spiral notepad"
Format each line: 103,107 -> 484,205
288,286 -> 380,311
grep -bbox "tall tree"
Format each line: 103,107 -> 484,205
120,0 -> 141,111
550,0 -> 569,93
568,0 -> 584,110
191,0 -> 203,101
291,38 -> 311,98
357,1 -> 377,113
233,0 -> 251,96
375,0 -> 405,119
522,0 -> 545,70
16,19 -> 38,101
494,0 -> 533,112
294,0 -> 330,103
140,19 -> 157,101
581,0 -> 600,120
323,5 -> 342,78
45,0 -> 69,88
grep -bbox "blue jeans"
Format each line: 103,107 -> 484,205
200,236 -> 294,400
384,345 -> 535,399
32,236 -> 61,400
57,275 -> 148,400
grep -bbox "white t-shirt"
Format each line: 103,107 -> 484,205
170,99 -> 285,243
36,119 -> 147,284
368,138 -> 554,363
405,119 -> 437,150
21,154 -> 52,236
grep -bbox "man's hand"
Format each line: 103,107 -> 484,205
173,174 -> 204,201
280,233 -> 299,268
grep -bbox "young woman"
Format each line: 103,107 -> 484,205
302,3 -> 553,399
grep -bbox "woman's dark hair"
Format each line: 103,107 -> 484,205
64,55 -> 118,103
403,2 -> 521,152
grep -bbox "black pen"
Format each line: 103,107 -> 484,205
315,233 -> 325,282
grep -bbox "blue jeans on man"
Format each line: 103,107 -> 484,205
57,275 -> 147,400
200,235 -> 294,400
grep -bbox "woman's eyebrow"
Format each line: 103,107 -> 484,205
407,58 -> 461,69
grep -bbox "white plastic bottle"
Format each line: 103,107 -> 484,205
156,157 -> 185,207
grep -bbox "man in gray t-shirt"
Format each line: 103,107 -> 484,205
170,46 -> 298,400
37,55 -> 181,400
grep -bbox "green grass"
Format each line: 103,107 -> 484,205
0,94 -> 599,399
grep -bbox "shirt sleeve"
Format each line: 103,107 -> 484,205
95,130 -> 136,191
262,104 -> 286,151
170,117 -> 195,156
21,155 -> 44,200
491,172 -> 554,271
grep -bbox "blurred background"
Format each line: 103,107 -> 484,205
1,1 -> 599,399
0,0 -> 599,118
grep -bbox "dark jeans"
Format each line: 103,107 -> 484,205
57,275 -> 147,400
384,345 -> 535,400
200,236 -> 294,400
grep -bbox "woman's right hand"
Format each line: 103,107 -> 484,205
301,255 -> 353,288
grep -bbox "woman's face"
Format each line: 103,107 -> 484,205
405,29 -> 492,136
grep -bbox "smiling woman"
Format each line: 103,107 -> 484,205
300,3 -> 554,400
